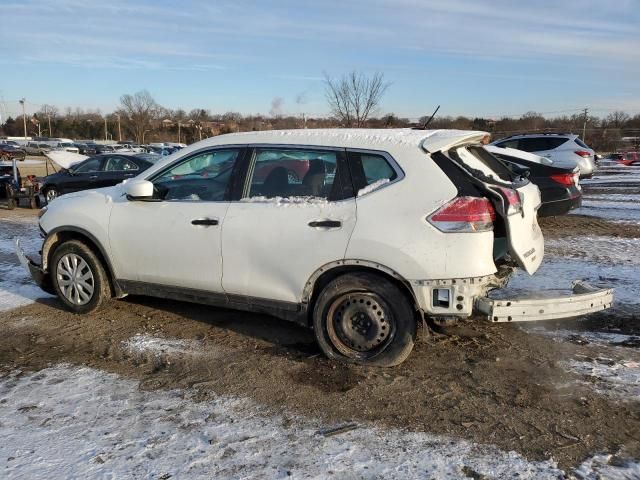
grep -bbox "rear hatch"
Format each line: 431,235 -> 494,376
423,136 -> 544,274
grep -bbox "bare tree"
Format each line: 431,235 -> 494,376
119,90 -> 161,143
605,111 -> 630,128
324,71 -> 390,127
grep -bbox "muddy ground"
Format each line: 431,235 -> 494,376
1,205 -> 639,473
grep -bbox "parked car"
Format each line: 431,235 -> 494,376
485,145 -> 581,216
54,142 -> 80,154
24,142 -> 53,156
94,144 -> 117,154
73,143 -> 98,155
617,152 -> 640,166
491,133 -> 596,178
0,144 -> 27,162
17,129 -> 613,366
41,153 -> 157,203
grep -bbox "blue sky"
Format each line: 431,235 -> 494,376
1,0 -> 639,120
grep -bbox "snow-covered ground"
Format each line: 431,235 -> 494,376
0,215 -> 53,312
2,364 -> 639,479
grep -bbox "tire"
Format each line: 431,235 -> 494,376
6,198 -> 16,210
44,187 -> 58,203
312,272 -> 416,367
50,240 -> 111,314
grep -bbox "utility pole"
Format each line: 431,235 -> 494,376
19,98 -> 27,139
582,107 -> 589,142
45,106 -> 52,137
116,113 -> 122,141
104,116 -> 108,141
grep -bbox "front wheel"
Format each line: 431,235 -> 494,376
44,187 -> 58,203
313,272 -> 416,367
50,240 -> 111,313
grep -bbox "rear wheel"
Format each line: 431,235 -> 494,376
312,272 -> 416,367
50,240 -> 111,313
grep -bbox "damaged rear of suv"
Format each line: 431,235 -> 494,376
15,129 -> 613,367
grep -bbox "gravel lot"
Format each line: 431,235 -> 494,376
0,161 -> 639,478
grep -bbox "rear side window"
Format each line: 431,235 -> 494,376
246,148 -> 353,201
574,138 -> 589,149
517,137 -> 569,152
495,139 -> 519,149
516,138 -> 550,152
347,152 -> 398,193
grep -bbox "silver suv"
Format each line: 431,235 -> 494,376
491,133 -> 596,178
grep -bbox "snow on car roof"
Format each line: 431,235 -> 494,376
190,128 -> 489,151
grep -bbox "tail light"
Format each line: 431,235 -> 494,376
428,197 -> 496,233
550,173 -> 578,186
574,150 -> 592,158
497,187 -> 522,216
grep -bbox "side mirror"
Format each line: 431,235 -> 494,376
125,179 -> 154,200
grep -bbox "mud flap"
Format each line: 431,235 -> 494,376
476,281 -> 614,322
14,238 -> 55,295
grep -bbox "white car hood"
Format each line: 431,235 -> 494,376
45,150 -> 89,170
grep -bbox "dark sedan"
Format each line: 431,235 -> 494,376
0,144 -> 27,162
488,147 -> 581,217
42,153 -> 159,203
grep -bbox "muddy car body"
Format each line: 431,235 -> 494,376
16,129 -> 614,366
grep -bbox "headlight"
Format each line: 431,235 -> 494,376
38,206 -> 48,219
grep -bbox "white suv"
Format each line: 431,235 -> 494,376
491,133 -> 596,177
16,129 -> 613,366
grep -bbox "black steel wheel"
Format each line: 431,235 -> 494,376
313,272 -> 416,367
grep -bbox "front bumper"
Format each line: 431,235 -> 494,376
14,238 -> 55,295
476,281 -> 613,322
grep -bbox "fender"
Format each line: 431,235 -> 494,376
41,225 -> 124,297
301,259 -> 416,306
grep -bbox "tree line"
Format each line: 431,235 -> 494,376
1,72 -> 639,152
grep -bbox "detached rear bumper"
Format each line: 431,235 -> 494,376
476,281 -> 613,322
14,238 -> 55,295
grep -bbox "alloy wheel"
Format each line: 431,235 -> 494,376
56,253 -> 95,305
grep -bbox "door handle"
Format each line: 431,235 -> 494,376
191,218 -> 219,226
89,175 -> 98,180
308,220 -> 341,228
124,173 -> 135,177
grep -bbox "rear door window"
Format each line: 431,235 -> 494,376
73,157 -> 103,173
104,156 -> 138,171
245,148 -> 353,201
